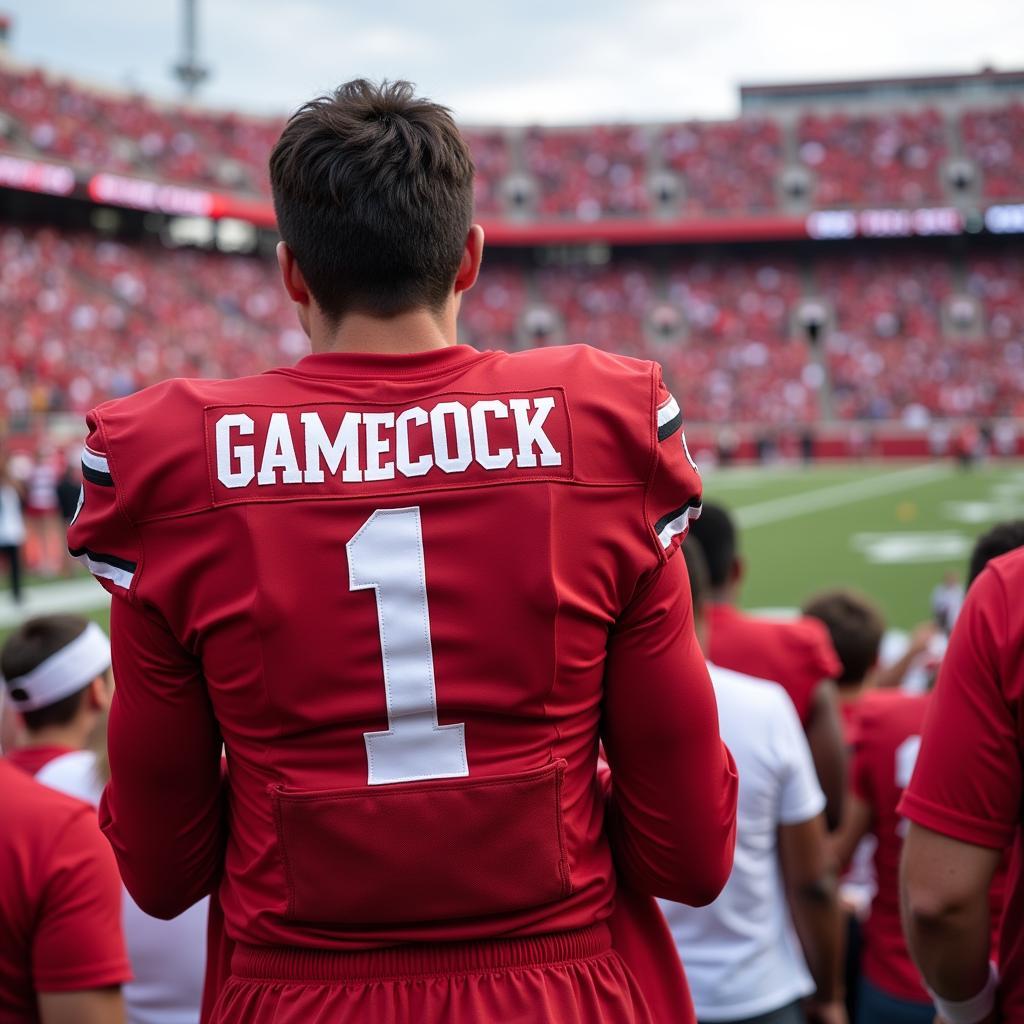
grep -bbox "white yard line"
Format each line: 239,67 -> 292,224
0,578 -> 109,628
734,463 -> 953,529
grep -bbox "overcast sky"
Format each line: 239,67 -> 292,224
2,0 -> 1022,124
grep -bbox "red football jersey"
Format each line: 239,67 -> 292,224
706,604 -> 841,725
69,343 -> 737,957
900,548 -> 1024,1020
850,689 -> 929,1002
0,758 -> 130,1023
6,745 -> 75,777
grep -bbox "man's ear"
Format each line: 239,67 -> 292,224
731,555 -> 745,587
277,241 -> 311,305
454,224 -> 485,295
88,673 -> 114,714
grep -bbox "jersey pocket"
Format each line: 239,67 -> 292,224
270,759 -> 571,925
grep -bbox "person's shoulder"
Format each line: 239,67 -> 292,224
854,688 -> 928,741
492,343 -> 655,384
0,759 -> 94,837
707,662 -> 795,721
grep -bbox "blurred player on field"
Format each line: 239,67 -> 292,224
901,521 -> 1024,1024
2,615 -> 209,1024
0,759 -> 129,1024
67,79 -> 737,1023
690,502 -> 846,827
661,539 -> 844,1024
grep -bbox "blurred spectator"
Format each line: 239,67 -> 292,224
961,102 -> 1024,200
0,448 -> 24,602
689,502 -> 847,830
930,570 -> 964,633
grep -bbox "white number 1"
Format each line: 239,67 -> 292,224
347,506 -> 468,785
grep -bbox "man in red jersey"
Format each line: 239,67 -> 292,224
67,79 -> 737,1023
689,502 -> 846,827
901,521 -> 1024,1024
0,758 -> 129,1024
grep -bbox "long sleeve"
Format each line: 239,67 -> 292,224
99,596 -> 226,920
601,553 -> 738,906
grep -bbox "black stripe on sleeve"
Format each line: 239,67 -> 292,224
81,463 -> 114,487
657,411 -> 683,442
653,497 -> 702,536
68,546 -> 137,573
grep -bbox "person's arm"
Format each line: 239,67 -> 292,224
901,824 -> 1001,1005
830,790 -> 872,872
805,680 -> 847,831
898,564 -> 1017,1021
38,989 -> 125,1024
99,596 -> 226,920
779,814 -> 845,1022
868,622 -> 938,692
602,553 -> 738,906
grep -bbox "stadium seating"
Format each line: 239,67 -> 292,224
3,62 -> 1021,215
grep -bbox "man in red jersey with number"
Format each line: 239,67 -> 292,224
689,503 -> 846,827
67,79 -> 737,1023
901,522 -> 1024,1024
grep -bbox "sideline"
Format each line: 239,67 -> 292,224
0,578 -> 108,629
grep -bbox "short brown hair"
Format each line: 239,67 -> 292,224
269,79 -> 475,322
802,589 -> 885,686
2,615 -> 91,731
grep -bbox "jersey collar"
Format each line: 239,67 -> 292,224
288,345 -> 484,380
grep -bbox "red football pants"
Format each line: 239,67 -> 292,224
209,925 -> 656,1023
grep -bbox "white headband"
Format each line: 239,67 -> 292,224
3,622 -> 111,712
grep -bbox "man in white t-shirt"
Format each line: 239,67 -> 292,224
660,542 -> 845,1024
1,613 -> 208,1024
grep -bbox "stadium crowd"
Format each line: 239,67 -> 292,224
1,224 -> 1021,430
1,62 -> 1023,212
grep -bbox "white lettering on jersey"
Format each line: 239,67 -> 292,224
395,407 -> 432,477
363,412 -> 395,482
214,398 -> 565,490
510,397 -> 562,468
430,402 -> 473,474
258,412 -> 303,485
470,400 -> 513,470
301,412 -> 362,484
216,413 -> 256,488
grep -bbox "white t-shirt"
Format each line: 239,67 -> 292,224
36,750 -> 208,1024
658,663 -> 826,1022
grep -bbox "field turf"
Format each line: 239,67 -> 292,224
703,459 -> 1024,629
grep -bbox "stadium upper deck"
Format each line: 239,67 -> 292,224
0,60 -> 1021,220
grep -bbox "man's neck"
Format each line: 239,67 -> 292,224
707,585 -> 738,607
311,306 -> 457,356
22,723 -> 89,753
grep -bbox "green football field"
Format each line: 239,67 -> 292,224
702,459 -> 1024,629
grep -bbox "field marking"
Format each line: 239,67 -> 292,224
0,578 -> 109,628
733,463 -> 953,529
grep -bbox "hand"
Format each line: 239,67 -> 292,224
804,999 -> 848,1024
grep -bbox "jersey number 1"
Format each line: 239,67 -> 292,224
347,506 -> 468,785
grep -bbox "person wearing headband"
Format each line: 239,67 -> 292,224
2,617 -> 114,776
2,615 -> 209,1024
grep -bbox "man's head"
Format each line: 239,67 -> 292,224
687,502 -> 741,598
270,79 -> 482,335
967,520 -> 1024,587
802,589 -> 885,687
1,616 -> 112,738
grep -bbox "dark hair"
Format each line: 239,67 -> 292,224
968,519 -> 1024,586
687,503 -> 737,589
683,536 -> 710,617
2,615 -> 91,731
802,589 -> 885,685
269,79 -> 475,322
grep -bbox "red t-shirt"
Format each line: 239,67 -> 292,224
707,604 -> 841,725
69,344 -> 737,959
6,745 -> 75,777
0,758 -> 130,1023
851,690 -> 930,1002
900,547 -> 1024,1021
